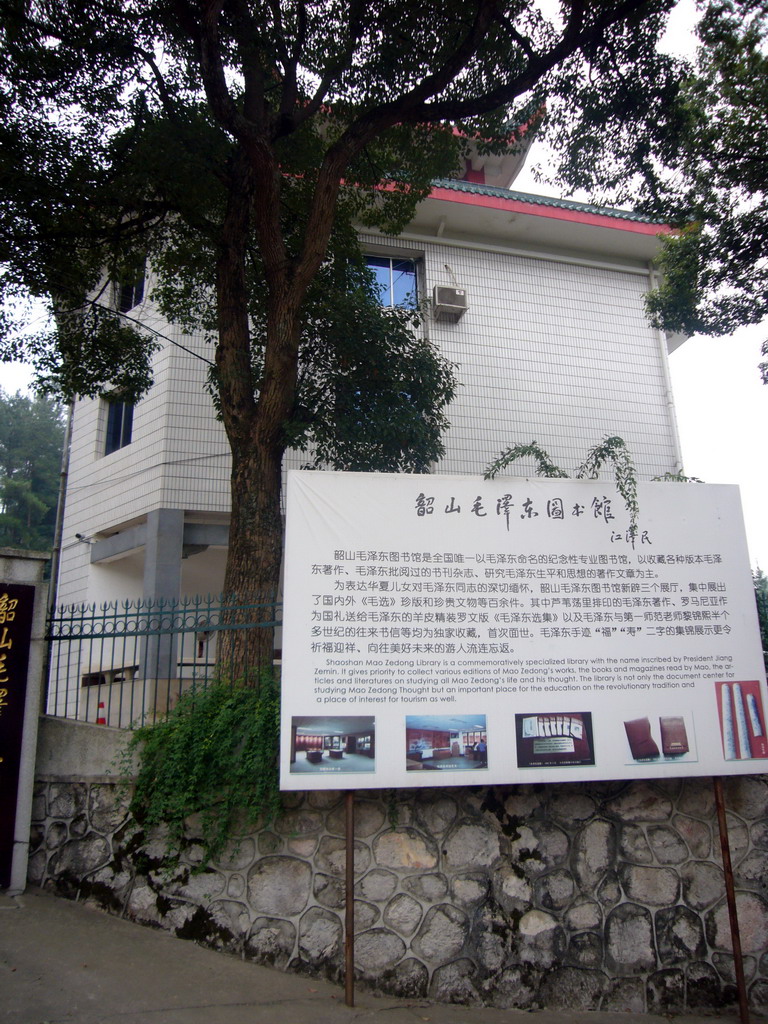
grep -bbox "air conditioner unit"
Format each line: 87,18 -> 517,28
433,285 -> 468,322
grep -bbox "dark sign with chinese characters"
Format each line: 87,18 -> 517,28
0,584 -> 35,888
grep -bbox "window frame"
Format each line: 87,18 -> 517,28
365,254 -> 419,309
103,398 -> 134,455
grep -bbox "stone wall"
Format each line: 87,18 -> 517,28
30,717 -> 768,1014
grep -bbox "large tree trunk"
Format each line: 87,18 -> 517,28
218,433 -> 284,683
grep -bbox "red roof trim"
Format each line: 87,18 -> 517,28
429,185 -> 672,236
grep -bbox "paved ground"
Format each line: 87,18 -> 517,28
0,889 -> 761,1024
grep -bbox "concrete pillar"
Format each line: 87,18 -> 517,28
141,509 -> 184,680
0,547 -> 49,895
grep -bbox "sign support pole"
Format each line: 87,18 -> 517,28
344,789 -> 355,1007
713,776 -> 750,1024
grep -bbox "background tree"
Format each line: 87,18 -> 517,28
551,0 -> 768,366
0,0 -> 686,671
0,389 -> 64,551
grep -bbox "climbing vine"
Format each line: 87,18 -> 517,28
125,674 -> 281,863
485,436 -> 640,535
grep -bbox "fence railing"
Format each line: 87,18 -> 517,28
46,594 -> 281,729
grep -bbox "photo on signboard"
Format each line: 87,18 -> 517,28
715,681 -> 768,761
515,712 -> 595,769
289,716 -> 376,774
622,711 -> 698,765
405,715 -> 488,771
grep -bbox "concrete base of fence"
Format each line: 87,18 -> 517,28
30,717 -> 768,1016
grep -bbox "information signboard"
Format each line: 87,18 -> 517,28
280,472 -> 767,790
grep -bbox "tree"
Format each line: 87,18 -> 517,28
0,1 -> 685,672
0,389 -> 64,551
550,1 -> 768,361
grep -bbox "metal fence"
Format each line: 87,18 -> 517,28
46,594 -> 281,729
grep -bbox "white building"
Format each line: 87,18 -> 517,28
52,152 -> 684,716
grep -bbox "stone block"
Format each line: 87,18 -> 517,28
538,967 -> 606,1010
573,819 -> 616,889
492,862 -> 532,910
373,829 -> 437,871
383,893 -> 422,936
565,898 -> 601,931
508,821 -> 568,877
681,860 -> 724,910
429,958 -> 480,1003
549,789 -> 596,824
565,931 -> 603,969
213,837 -> 256,871
246,916 -> 296,968
515,910 -> 565,969
605,783 -> 672,822
655,905 -> 706,963
412,904 -> 468,962
414,796 -> 458,836
47,835 -> 111,880
403,871 -> 448,902
605,903 -> 655,975
678,779 -> 715,820
619,863 -> 679,905
672,814 -> 711,858
326,800 -> 385,838
442,821 -> 500,870
48,782 -> 87,820
315,835 -> 370,876
89,784 -> 129,834
46,821 -> 68,850
647,967 -> 685,1015
724,776 -> 768,820
354,927 -> 406,972
274,809 -> 324,836
647,825 -> 688,864
485,964 -> 539,1009
298,906 -> 342,966
247,856 -> 312,916
314,872 -> 345,909
534,868 -> 574,910
356,868 -> 398,902
600,977 -> 645,1012
707,892 -> 768,956
374,957 -> 428,998
450,872 -> 489,907
228,874 -> 245,899
354,900 -> 379,930
167,866 -> 226,903
686,960 -> 734,1010
619,824 -> 652,864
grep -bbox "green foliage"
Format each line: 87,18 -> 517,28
0,388 -> 64,550
485,436 -> 639,533
126,676 -> 281,863
484,441 -> 570,479
633,2 -> 768,346
652,470 -> 704,483
575,436 -> 639,536
753,567 -> 768,672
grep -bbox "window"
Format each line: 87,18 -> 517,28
366,255 -> 418,308
117,264 -> 146,313
104,400 -> 134,454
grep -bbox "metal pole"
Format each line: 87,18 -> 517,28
345,789 -> 355,1008
713,776 -> 750,1024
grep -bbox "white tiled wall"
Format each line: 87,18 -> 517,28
58,229 -> 680,610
